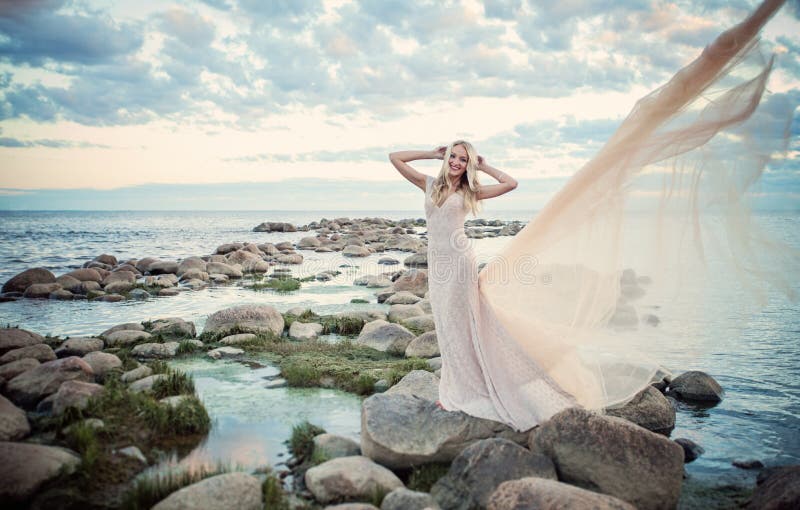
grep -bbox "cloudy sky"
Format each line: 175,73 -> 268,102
0,0 -> 798,210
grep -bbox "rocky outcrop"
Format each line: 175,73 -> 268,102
304,456 -> 404,504
151,472 -> 263,510
487,477 -> 636,510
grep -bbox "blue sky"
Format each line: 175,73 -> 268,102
0,0 -> 798,210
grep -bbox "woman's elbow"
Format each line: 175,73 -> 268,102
508,180 -> 519,190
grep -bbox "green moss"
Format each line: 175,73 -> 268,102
407,463 -> 450,492
289,420 -> 326,461
350,298 -> 369,304
250,277 -> 301,292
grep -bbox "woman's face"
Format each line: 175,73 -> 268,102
448,144 -> 468,180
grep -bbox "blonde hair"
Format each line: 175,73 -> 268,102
431,140 -> 482,216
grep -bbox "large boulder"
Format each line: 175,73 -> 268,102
203,305 -> 284,338
527,407 -> 684,510
381,488 -> 440,510
431,438 -> 556,510
55,337 -> 104,358
64,268 -> 103,283
132,342 -> 180,359
313,433 -> 362,460
405,331 -> 440,358
0,328 -> 45,356
361,393 -> 527,469
5,357 -> 95,409
0,395 -> 30,441
0,358 -> 40,381
401,315 -> 436,333
148,317 -> 196,340
487,477 -> 636,510
2,268 -> 56,294
289,321 -> 323,341
82,351 -> 122,378
304,456 -> 404,504
102,270 -> 136,286
0,344 -> 56,364
0,442 -> 81,502
51,380 -> 104,415
206,262 -> 243,278
385,370 -> 439,402
104,330 -> 152,347
668,371 -> 723,402
606,385 -> 675,435
177,256 -> 207,276
148,260 -> 179,275
23,283 -> 62,298
747,465 -> 800,510
151,472 -> 263,510
387,304 -> 425,322
392,269 -> 428,297
356,320 -> 415,355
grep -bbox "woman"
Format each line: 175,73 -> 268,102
388,0 -> 796,432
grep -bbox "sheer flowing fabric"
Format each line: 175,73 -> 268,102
478,0 -> 797,414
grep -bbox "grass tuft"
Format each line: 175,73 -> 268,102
261,467 -> 291,510
250,277 -> 301,292
151,368 -> 195,399
176,340 -> 201,355
64,421 -> 102,475
320,316 -> 364,335
288,420 -> 326,461
121,463 -> 230,510
407,463 -> 450,492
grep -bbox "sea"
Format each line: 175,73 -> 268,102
0,209 -> 798,501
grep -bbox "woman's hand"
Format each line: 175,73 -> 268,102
433,146 -> 447,160
477,155 -> 485,170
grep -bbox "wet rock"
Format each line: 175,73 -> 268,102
102,270 -> 135,286
0,442 -> 81,502
385,291 -> 421,305
366,275 -> 393,288
527,407 -> 684,510
0,358 -> 40,381
264,378 -> 287,389
104,329 -> 152,347
0,344 -> 56,364
158,288 -> 180,296
668,371 -> 723,403
381,488 -> 440,510
305,455 -> 404,504
313,433 -> 362,459
49,289 -> 75,300
129,374 -> 168,393
121,365 -> 152,383
132,342 -> 180,359
361,393 -> 527,469
431,438 -> 557,510
207,346 -> 244,359
487,477 -> 636,510
0,328 -> 45,356
343,245 -> 370,257
356,320 -> 415,355
253,221 -> 296,232
378,257 -> 399,265
204,304 -> 284,338
129,288 -> 151,300
179,268 -> 209,282
388,304 -> 425,322
674,438 -> 704,463
100,322 -> 144,337
0,395 -> 30,441
148,260 -> 179,275
95,293 -> 125,302
289,321 -> 323,341
177,256 -> 207,276
93,253 -> 117,266
148,317 -> 197,340
151,472 -> 263,510
2,268 -> 56,294
82,351 -> 122,378
734,459 -> 765,470
6,357 -> 95,409
747,464 -> 800,509
52,380 -> 104,415
401,314 -> 436,333
65,268 -> 103,283
104,281 -> 134,294
55,274 -> 83,292
606,386 -> 675,435
405,331 -> 440,358
392,269 -> 428,297
205,261 -> 243,278
385,370 -> 439,402
220,333 -> 257,345
23,283 -> 62,298
54,337 -> 104,358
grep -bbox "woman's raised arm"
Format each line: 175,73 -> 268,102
477,157 -> 518,200
389,147 -> 444,191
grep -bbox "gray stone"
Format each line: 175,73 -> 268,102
401,314 -> 436,333
0,395 -> 30,441
668,371 -> 723,402
148,260 -> 179,275
94,292 -> 126,302
0,328 -> 45,355
313,433 -> 361,459
102,270 -> 136,286
160,395 -> 191,408
128,288 -> 151,300
606,385 -> 676,435
0,442 -> 81,502
405,331 -> 439,358
49,289 -> 74,300
361,393 -> 527,470
132,342 -> 180,359
388,304 -> 425,322
177,256 -> 207,276
431,438 -> 557,510
158,288 -> 180,296
2,268 -> 56,294
392,269 -> 428,297
527,407 -> 684,510
204,304 -> 284,338
55,274 -> 83,292
55,337 -> 104,357
336,310 -> 387,323
747,465 -> 800,510
52,380 -> 104,415
427,357 -> 442,370
6,357 -> 95,409
0,344 -> 56,364
385,291 -> 421,305
343,245 -> 370,257
100,322 -> 144,337
366,275 -> 393,288
487,477 -> 636,510
385,370 -> 439,402
289,321 -> 323,341
356,320 -> 415,355
220,333 -> 257,345
403,252 -> 428,268
121,365 -> 153,383
674,438 -> 704,463
0,358 -> 40,381
305,456 -> 404,504
148,317 -> 197,339
326,504 -> 379,510
381,488 -> 440,510
129,374 -> 168,393
66,268 -> 103,283
207,346 -> 244,359
117,445 -> 147,464
104,329 -> 152,347
24,282 -> 62,298
82,351 -> 122,378
151,472 -> 263,510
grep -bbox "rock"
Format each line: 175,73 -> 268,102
135,257 -> 159,273
158,288 -> 180,296
148,317 -> 197,339
55,274 -> 83,293
49,289 -> 74,300
62,418 -> 104,435
2,268 -> 56,294
104,329 -> 152,347
326,504 -> 379,510
93,253 -> 117,266
104,281 -> 134,294
148,260 -> 179,275
6,357 -> 95,409
0,328 -> 45,356
388,304 -> 425,322
381,488 -> 440,510
55,337 -> 104,357
100,322 -> 144,337
385,291 -> 421,305
606,385 -> 675,435
674,438 -> 704,463
94,293 -> 126,302
401,314 -> 436,333
313,433 -> 362,460
0,442 -> 81,502
82,351 -> 122,378
747,465 -> 800,509
128,288 -> 151,300
392,269 -> 428,297
52,380 -> 104,415
177,256 -> 208,276
378,257 -> 399,265
298,236 -> 322,248
121,365 -> 153,383
253,221 -> 296,232
160,395 -> 191,408
361,393 -> 527,469
0,358 -> 40,381
226,249 -> 261,265
0,395 -> 30,441
151,472 -> 263,510
65,268 -> 103,283
366,275 -> 393,288
204,305 -> 284,338
431,438 -> 557,510
129,374 -> 168,393
102,270 -> 136,286
373,379 -> 390,393
23,282 -> 62,298
385,370 -> 439,402
734,459 -> 765,470
207,347 -> 244,359
304,456 -> 404,504
132,342 -> 180,359
220,333 -> 257,345
335,310 -> 387,323
668,371 -> 723,402
527,407 -> 684,510
179,268 -> 209,282
205,261 -> 243,278
264,378 -> 287,389
0,344 -> 56,364
403,252 -> 427,268
343,245 -> 370,257
289,321 -> 323,341
487,477 -> 636,510
356,320 -> 415,355
116,445 -> 147,464
405,331 -> 440,358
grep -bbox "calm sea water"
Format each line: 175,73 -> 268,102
0,210 -> 798,495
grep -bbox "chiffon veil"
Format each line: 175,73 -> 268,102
478,0 -> 798,411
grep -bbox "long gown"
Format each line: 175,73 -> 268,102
423,0 -> 797,433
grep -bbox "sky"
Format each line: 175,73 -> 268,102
0,0 -> 798,210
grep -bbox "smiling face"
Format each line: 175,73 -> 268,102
448,144 -> 469,181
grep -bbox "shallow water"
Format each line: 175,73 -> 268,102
0,209 -> 798,493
